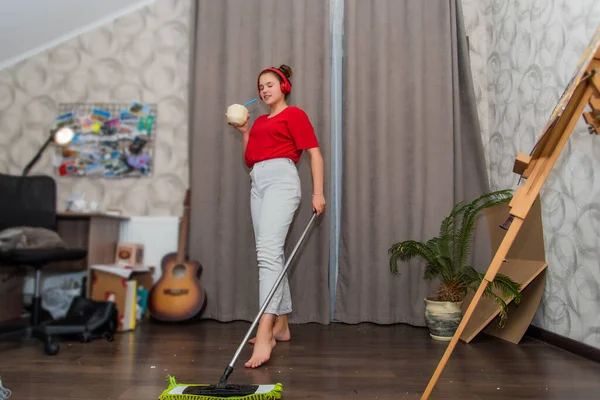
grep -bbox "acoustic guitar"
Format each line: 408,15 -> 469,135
148,189 -> 207,321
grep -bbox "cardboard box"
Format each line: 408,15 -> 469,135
0,267 -> 25,323
115,243 -> 144,265
88,265 -> 154,332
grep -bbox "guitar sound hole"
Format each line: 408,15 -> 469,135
172,264 -> 187,279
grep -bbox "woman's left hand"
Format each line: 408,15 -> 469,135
312,194 -> 326,216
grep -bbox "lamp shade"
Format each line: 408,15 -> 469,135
21,126 -> 75,176
54,127 -> 74,145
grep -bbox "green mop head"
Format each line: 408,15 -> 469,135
158,376 -> 283,400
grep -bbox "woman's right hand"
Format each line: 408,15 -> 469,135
227,114 -> 250,134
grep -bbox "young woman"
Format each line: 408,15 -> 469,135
228,64 -> 326,368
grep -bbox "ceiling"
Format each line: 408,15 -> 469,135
0,0 -> 155,70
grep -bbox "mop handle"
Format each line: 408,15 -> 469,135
228,211 -> 317,368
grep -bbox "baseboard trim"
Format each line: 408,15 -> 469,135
526,325 -> 600,363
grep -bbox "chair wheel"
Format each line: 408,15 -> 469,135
103,332 -> 114,342
80,332 -> 91,343
44,340 -> 60,356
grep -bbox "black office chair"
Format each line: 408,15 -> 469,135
0,173 -> 87,355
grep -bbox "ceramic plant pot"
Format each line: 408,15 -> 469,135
424,298 -> 463,341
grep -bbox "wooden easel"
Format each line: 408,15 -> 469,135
420,26 -> 600,399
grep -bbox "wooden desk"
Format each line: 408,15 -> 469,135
49,212 -> 129,271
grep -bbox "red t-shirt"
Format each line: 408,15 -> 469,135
244,106 -> 319,168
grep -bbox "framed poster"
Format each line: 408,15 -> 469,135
53,102 -> 156,178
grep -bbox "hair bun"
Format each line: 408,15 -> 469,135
278,64 -> 293,79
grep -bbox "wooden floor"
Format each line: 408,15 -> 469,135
1,320 -> 599,399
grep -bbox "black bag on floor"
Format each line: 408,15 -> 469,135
45,296 -> 118,342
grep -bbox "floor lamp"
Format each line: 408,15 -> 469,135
22,127 -> 74,176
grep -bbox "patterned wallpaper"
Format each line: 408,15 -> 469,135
463,0 -> 600,349
0,0 -> 192,216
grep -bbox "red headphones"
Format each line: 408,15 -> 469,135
257,68 -> 292,96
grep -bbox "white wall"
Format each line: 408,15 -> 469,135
0,0 -> 156,69
119,216 -> 179,282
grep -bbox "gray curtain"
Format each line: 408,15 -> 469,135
333,0 -> 491,325
188,0 -> 331,324
450,0 -> 493,277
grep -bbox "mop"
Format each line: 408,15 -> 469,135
159,212 -> 318,400
0,376 -> 11,400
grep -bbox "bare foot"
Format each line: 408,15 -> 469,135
274,325 -> 291,341
249,316 -> 291,343
244,336 -> 276,368
248,327 -> 290,343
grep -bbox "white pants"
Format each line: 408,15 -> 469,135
250,158 -> 301,316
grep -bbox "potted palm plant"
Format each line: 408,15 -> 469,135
388,189 -> 522,341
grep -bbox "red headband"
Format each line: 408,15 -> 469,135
258,68 -> 292,96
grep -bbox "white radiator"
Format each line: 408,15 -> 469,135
119,216 -> 180,282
